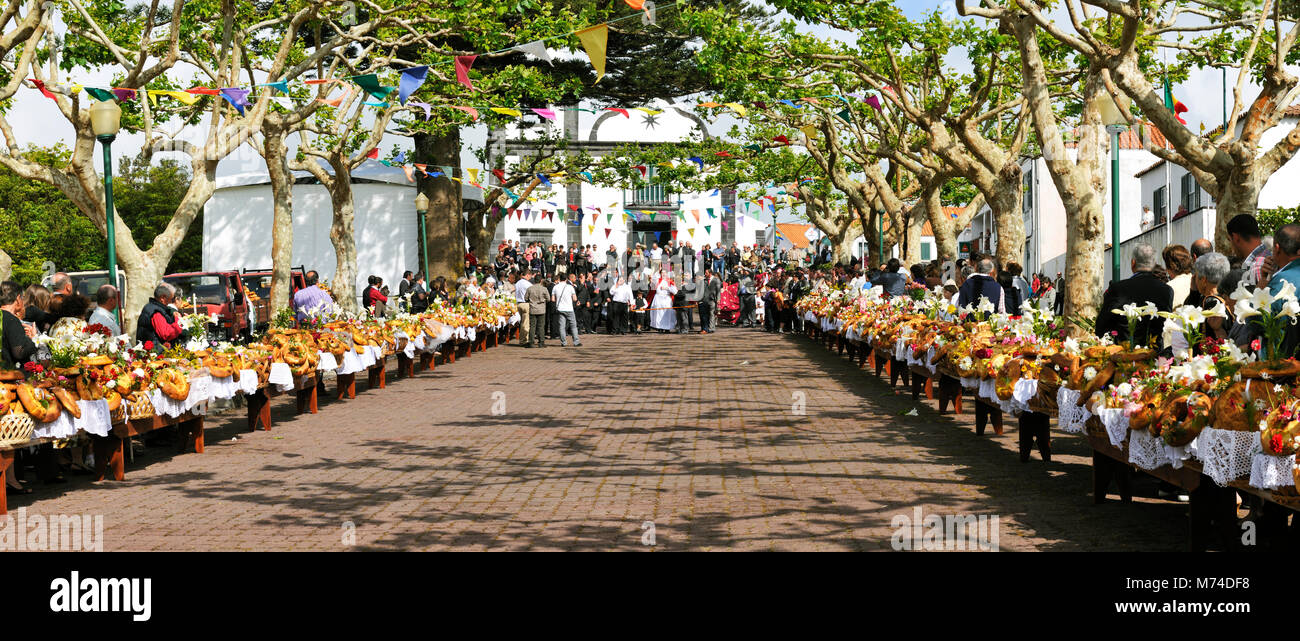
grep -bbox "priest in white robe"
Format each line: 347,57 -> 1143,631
650,272 -> 678,332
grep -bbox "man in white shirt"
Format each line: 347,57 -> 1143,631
514,270 -> 533,346
552,272 -> 581,346
88,284 -> 122,336
649,243 -> 664,272
610,277 -> 634,335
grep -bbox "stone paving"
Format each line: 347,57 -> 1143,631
8,327 -> 1192,551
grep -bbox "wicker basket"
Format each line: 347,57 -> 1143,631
110,403 -> 127,424
128,395 -> 156,420
0,413 -> 35,449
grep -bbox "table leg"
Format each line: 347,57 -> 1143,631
92,434 -> 125,482
0,450 -> 14,515
419,352 -> 435,372
178,417 -> 204,454
247,389 -> 271,432
337,372 -> 356,400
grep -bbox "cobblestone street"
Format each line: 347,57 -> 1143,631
10,327 -> 1190,551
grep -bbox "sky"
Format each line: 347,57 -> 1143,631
5,1 -> 1264,224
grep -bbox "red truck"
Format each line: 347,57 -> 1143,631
163,270 -> 260,342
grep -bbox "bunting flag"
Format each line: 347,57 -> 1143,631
799,125 -> 819,140
532,108 -> 558,121
29,79 -> 55,101
578,171 -> 594,182
671,230 -> 678,240
773,135 -> 790,145
394,151 -> 406,164
605,228 -> 612,238
260,80 -> 290,94
835,109 -> 852,123
688,156 -> 704,169
367,148 -> 380,160
403,166 -> 415,182
304,79 -> 338,86
450,105 -> 479,120
537,174 -> 552,187
111,88 -> 137,101
866,96 -> 882,111
219,88 -> 250,115
710,189 -> 720,196
398,66 -> 429,105
779,99 -> 800,108
576,24 -> 608,83
649,212 -> 657,221
408,101 -> 432,120
606,107 -> 629,118
588,225 -> 595,235
635,107 -> 663,116
319,87 -> 352,108
634,165 -> 647,177
84,87 -> 115,102
624,0 -> 644,8
468,168 -> 479,184
147,89 -> 200,105
707,208 -> 716,218
722,220 -> 729,230
352,74 -> 395,101
607,213 -> 614,224
454,55 -> 477,91
723,102 -> 747,117
693,210 -> 700,223
642,0 -> 656,25
491,107 -> 522,117
699,101 -> 721,108
513,40 -> 554,65
492,168 -> 506,182
687,228 -> 694,237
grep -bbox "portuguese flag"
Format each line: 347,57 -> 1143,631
1163,78 -> 1189,125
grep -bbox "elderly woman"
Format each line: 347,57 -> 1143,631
1193,252 -> 1235,341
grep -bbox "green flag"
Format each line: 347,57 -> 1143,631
352,74 -> 395,101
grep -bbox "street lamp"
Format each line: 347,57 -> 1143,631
90,99 -> 122,326
414,191 -> 430,280
1098,91 -> 1130,284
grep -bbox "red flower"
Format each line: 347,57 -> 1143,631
1252,338 -> 1262,352
143,341 -> 154,351
1271,433 -> 1285,454
22,362 -> 42,374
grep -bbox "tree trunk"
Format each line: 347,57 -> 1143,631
328,159 -> 358,313
903,203 -> 926,266
465,204 -> 500,260
117,253 -> 167,340
987,188 -> 1023,269
416,129 -> 464,282
265,133 -> 295,312
0,248 -> 11,282
1212,168 -> 1264,254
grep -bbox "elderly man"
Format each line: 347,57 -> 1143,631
514,269 -> 533,346
137,283 -> 183,348
291,270 -> 334,324
957,257 -> 1004,313
1184,238 -> 1215,306
88,284 -> 121,336
1094,243 -> 1174,346
50,272 -> 73,296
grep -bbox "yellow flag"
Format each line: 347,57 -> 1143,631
724,102 -> 747,117
635,107 -> 663,115
468,168 -> 479,184
800,125 -> 818,141
587,225 -> 595,235
149,90 -> 201,106
490,107 -> 522,117
576,24 -> 608,83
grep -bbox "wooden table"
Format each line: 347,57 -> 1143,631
92,411 -> 204,482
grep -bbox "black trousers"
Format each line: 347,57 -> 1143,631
739,295 -> 755,325
610,301 -> 628,334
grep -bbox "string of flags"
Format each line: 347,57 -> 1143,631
29,0 -> 683,115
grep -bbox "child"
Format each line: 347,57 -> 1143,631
632,292 -> 649,334
755,286 -> 767,326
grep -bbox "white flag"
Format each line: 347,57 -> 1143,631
513,40 -> 553,66
642,1 -> 656,25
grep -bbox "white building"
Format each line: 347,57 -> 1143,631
965,127 -> 1165,280
487,101 -> 767,253
203,162 -> 483,304
1119,107 -> 1300,279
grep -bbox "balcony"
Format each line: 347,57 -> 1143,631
1103,206 -> 1216,283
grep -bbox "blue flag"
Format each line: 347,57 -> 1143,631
398,66 -> 429,105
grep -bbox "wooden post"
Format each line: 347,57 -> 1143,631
247,389 -> 272,431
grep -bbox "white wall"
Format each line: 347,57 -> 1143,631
203,183 -> 419,306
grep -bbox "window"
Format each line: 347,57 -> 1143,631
1154,186 -> 1168,223
921,242 -> 932,261
1022,169 -> 1033,213
1181,173 -> 1201,212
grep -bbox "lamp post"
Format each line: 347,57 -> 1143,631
90,99 -> 122,326
1098,92 -> 1130,284
415,191 -> 430,280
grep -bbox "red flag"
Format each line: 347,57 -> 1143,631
568,205 -> 579,211
634,165 -> 647,177
29,79 -> 55,100
367,148 -> 379,159
455,55 -> 477,91
773,135 -> 790,145
186,86 -> 221,95
492,168 -> 506,182
604,228 -> 612,238
715,151 -> 733,158
606,108 -> 629,118
671,230 -> 678,240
